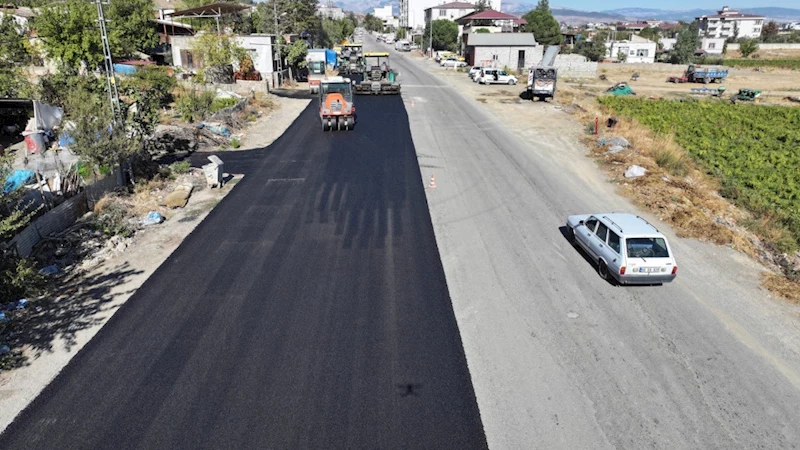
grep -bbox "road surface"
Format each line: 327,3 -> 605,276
0,95 -> 487,448
376,41 -> 800,449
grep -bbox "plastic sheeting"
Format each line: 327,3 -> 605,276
4,169 -> 35,193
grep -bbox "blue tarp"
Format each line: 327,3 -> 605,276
325,49 -> 338,68
59,130 -> 75,149
4,169 -> 35,194
113,64 -> 137,75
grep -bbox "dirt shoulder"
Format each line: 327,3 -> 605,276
0,94 -> 310,433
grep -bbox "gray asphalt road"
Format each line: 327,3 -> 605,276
376,41 -> 800,449
0,95 -> 487,448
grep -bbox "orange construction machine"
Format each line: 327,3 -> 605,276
319,76 -> 356,131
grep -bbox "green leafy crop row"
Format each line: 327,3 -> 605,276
598,97 -> 800,249
724,58 -> 800,70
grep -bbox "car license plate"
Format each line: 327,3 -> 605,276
638,267 -> 658,273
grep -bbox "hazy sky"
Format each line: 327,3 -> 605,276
551,1 -> 796,9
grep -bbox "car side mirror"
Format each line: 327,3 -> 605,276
579,220 -> 585,225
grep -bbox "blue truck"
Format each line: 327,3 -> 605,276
685,65 -> 728,83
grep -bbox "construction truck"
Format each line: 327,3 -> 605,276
338,44 -> 365,79
527,46 -> 559,102
354,52 -> 401,95
319,76 -> 356,131
307,49 -> 328,94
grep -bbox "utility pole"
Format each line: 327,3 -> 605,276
273,1 -> 282,87
95,0 -> 120,120
429,17 -> 433,58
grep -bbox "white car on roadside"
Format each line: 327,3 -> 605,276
468,66 -> 483,80
478,68 -> 517,85
566,213 -> 678,285
441,58 -> 467,68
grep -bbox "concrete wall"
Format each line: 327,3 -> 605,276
726,43 -> 800,51
10,193 -> 89,258
554,54 -> 598,79
472,45 -> 544,72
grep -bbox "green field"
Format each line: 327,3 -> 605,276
598,97 -> 800,249
723,58 -> 800,70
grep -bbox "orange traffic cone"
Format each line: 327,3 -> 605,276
428,174 -> 436,189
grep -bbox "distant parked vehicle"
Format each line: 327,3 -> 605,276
478,68 -> 517,85
468,66 -> 483,80
441,58 -> 467,68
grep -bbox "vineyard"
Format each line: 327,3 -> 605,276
598,97 -> 800,250
723,58 -> 800,70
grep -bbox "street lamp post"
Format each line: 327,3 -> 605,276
273,2 -> 283,87
428,18 -> 433,58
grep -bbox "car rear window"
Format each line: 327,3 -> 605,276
625,238 -> 670,258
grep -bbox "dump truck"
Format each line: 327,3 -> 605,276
319,76 -> 355,131
526,45 -> 560,101
354,52 -> 401,95
668,64 -> 728,84
307,49 -> 328,94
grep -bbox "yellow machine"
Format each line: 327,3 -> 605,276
354,52 -> 400,95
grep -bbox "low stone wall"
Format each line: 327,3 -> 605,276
727,43 -> 800,51
554,54 -> 598,79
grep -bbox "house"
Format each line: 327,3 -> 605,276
605,35 -> 656,63
700,37 -> 726,55
374,5 -> 393,20
171,33 -> 275,79
696,6 -> 765,39
455,9 -> 526,55
404,0 -> 500,29
618,22 -> 650,32
153,0 -> 178,20
463,33 -> 541,73
660,37 -> 676,51
424,2 -> 476,24
0,5 -> 35,29
317,4 -> 344,20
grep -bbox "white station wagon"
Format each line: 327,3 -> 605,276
566,213 -> 678,285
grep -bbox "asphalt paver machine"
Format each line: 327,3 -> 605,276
354,52 -> 401,95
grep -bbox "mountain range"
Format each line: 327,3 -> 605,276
334,1 -> 800,24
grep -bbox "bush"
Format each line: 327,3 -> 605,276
210,97 -> 239,113
0,258 -> 46,305
175,89 -> 216,123
170,161 -> 191,174
230,138 -> 241,149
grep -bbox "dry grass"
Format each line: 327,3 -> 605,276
557,83 -> 800,301
762,272 -> 800,304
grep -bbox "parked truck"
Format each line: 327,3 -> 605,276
526,46 -> 560,102
667,64 -> 728,84
307,49 -> 327,94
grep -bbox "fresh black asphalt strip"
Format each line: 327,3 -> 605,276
0,96 -> 488,449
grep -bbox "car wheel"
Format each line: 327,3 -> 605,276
507,79 -> 514,85
598,260 -> 609,280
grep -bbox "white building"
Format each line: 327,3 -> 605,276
374,5 -> 393,20
606,35 -> 657,63
171,34 -> 275,77
405,0 -> 500,30
696,6 -> 765,40
317,4 -> 345,20
424,1 -> 476,23
700,37 -> 726,55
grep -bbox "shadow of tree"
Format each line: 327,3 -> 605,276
3,262 -> 143,370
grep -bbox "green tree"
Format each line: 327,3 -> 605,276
638,26 -> 660,43
423,19 -> 458,52
670,21 -> 700,64
474,0 -> 491,12
191,32 -> 247,83
321,18 -> 355,47
616,49 -> 627,62
760,20 -> 779,43
576,31 -> 607,61
256,0 -> 322,45
282,39 -> 308,68
108,0 -> 158,58
33,0 -> 157,70
738,38 -> 759,58
474,28 -> 491,33
0,15 -> 31,65
363,14 -> 384,33
65,87 -> 138,171
523,0 -> 563,46
0,67 -> 34,98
